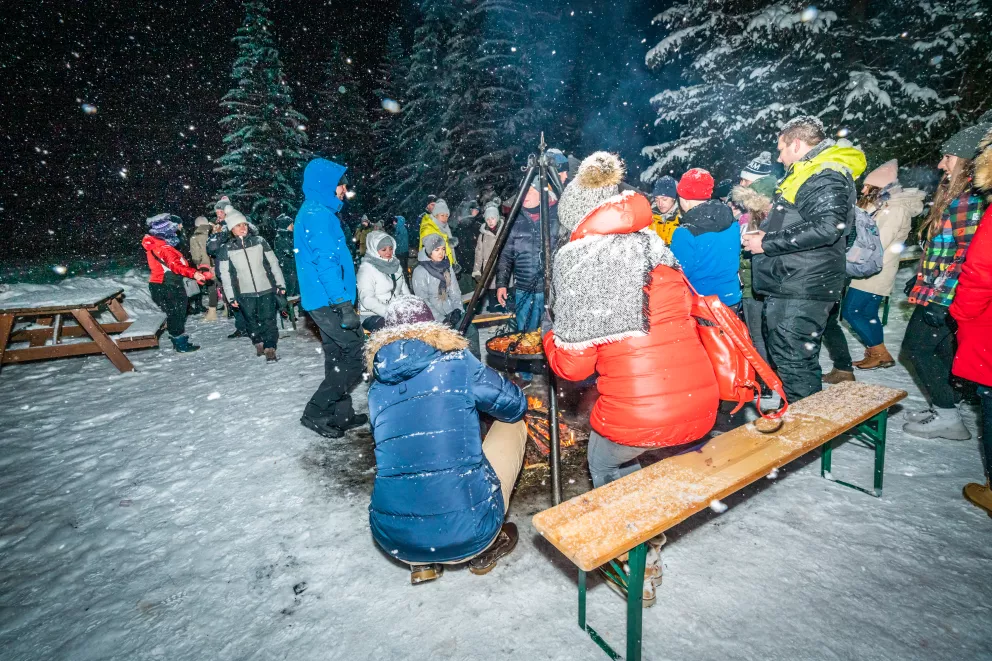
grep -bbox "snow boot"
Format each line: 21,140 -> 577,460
823,368 -> 855,384
255,342 -> 265,357
264,348 -> 278,362
905,408 -> 934,423
469,523 -> 518,575
228,329 -> 247,339
410,564 -> 444,585
902,407 -> 972,440
170,334 -> 200,353
963,481 -> 992,517
853,344 -> 895,370
339,413 -> 369,431
203,306 -> 218,322
299,415 -> 344,439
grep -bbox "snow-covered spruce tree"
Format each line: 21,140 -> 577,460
441,0 -> 544,200
640,0 -> 985,183
389,1 -> 452,216
369,28 -> 409,217
313,40 -> 374,205
215,0 -> 308,235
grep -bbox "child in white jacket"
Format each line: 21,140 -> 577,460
357,231 -> 411,331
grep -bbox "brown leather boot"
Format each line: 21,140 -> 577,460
963,481 -> 992,518
854,344 -> 895,370
255,342 -> 264,357
823,368 -> 855,384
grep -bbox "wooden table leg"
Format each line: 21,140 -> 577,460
71,309 -> 135,373
0,314 -> 13,373
107,297 -> 130,322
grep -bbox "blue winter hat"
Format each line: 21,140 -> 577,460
651,175 -> 678,200
547,148 -> 569,169
146,213 -> 180,246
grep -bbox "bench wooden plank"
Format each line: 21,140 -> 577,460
0,289 -> 124,316
533,381 -> 906,571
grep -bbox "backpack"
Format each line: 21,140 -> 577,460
846,207 -> 884,278
682,275 -> 789,421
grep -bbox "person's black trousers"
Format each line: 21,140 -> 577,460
238,293 -> 279,349
901,304 -> 957,409
304,305 -> 365,427
149,276 -> 188,337
821,301 -> 853,372
763,296 -> 835,402
978,386 -> 992,480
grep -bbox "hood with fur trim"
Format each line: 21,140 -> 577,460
731,184 -> 773,217
364,322 -> 469,377
976,128 -> 992,192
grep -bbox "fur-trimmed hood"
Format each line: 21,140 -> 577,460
364,322 -> 469,378
731,184 -> 773,217
976,128 -> 992,192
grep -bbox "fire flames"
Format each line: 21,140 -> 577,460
525,395 -> 578,457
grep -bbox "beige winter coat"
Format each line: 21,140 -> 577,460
471,220 -> 502,290
189,224 -> 211,267
850,186 -> 925,297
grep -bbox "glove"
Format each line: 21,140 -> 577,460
333,302 -> 361,330
444,309 -> 463,329
903,274 -> 918,296
922,304 -> 949,329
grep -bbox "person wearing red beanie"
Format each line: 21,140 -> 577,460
676,168 -> 715,201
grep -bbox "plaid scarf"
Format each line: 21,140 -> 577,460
909,192 -> 985,307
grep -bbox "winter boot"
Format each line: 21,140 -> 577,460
468,523 -> 518,575
963,481 -> 992,517
264,348 -> 278,362
854,344 -> 895,370
905,408 -> 934,423
644,533 -> 667,589
410,564 -> 444,585
902,407 -> 972,440
255,342 -> 265,357
823,368 -> 856,384
203,306 -> 218,322
339,413 -> 369,431
227,329 -> 246,339
299,415 -> 344,439
170,334 -> 200,353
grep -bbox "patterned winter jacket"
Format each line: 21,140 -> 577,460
908,191 -> 984,308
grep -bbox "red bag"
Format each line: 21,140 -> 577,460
682,276 -> 788,420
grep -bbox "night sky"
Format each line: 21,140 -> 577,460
1,0 -> 662,263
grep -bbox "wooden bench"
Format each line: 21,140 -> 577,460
0,289 -> 164,374
532,381 -> 907,661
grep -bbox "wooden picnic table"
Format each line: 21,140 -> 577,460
0,288 -> 164,374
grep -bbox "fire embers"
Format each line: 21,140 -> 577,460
524,395 -> 581,468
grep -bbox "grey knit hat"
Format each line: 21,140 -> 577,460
423,233 -> 446,255
941,111 -> 992,159
432,199 -> 450,218
557,152 -> 625,233
483,204 -> 500,221
194,216 -> 210,227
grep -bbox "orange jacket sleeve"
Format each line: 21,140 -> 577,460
543,330 -> 597,382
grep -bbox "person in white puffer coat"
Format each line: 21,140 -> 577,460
357,230 -> 411,332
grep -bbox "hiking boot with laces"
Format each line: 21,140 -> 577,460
902,408 -> 971,440
410,563 -> 444,584
905,408 -> 934,423
853,344 -> 895,370
823,368 -> 855,384
264,348 -> 278,362
963,481 -> 992,517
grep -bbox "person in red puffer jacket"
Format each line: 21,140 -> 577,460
544,153 -> 719,488
142,213 -> 209,353
950,128 -> 992,516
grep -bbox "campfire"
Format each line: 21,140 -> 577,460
524,395 -> 583,469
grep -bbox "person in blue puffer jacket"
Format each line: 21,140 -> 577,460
670,168 -> 743,309
295,158 -> 367,439
365,295 -> 528,585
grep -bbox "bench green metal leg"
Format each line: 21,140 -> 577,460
821,410 -> 888,498
577,543 -> 647,660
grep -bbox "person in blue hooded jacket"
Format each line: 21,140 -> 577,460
391,215 -> 409,268
670,168 -> 743,309
295,158 -> 367,439
365,295 -> 528,584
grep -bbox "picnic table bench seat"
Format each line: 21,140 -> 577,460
532,381 -> 907,661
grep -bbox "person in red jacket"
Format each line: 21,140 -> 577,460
950,129 -> 992,516
142,213 -> 209,352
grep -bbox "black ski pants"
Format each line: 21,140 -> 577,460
149,277 -> 188,337
304,305 -> 365,426
238,293 -> 279,349
763,296 -> 834,402
821,301 -> 853,372
901,303 -> 957,409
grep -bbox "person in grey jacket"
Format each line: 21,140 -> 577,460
217,207 -> 286,362
412,234 -> 480,356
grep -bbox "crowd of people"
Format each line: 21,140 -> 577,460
139,112 -> 992,590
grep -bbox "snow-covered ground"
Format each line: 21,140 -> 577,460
1,268 -> 989,661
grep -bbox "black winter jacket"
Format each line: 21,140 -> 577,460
495,204 -> 559,292
752,169 -> 855,301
